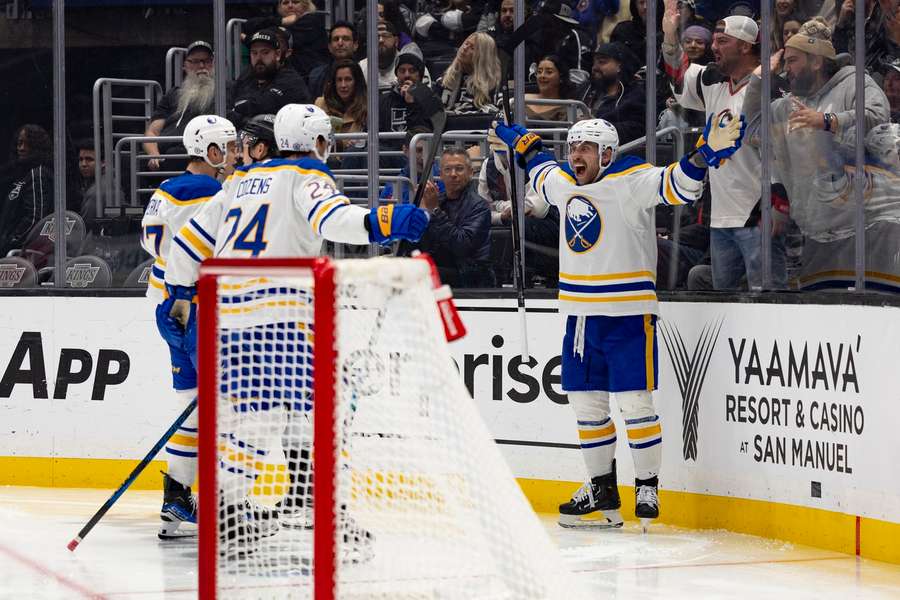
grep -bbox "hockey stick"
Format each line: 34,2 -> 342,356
407,82 -> 448,209
67,397 -> 198,551
497,48 -> 530,361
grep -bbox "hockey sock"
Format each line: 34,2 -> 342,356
618,391 -> 662,480
569,391 -> 616,478
165,389 -> 199,488
219,407 -> 285,501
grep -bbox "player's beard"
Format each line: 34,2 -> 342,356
177,72 -> 215,117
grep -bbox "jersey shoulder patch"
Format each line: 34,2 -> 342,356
601,155 -> 650,179
158,173 -> 221,204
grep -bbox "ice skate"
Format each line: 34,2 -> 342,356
158,473 -> 197,540
558,461 -> 623,529
276,447 -> 314,530
339,511 -> 374,563
635,476 -> 659,533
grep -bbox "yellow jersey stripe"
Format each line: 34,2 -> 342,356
560,270 -> 655,282
559,168 -> 576,184
558,293 -> 657,303
604,163 -> 652,180
248,164 -> 335,184
181,228 -> 213,259
627,423 -> 662,440
311,197 -> 350,232
155,189 -> 212,206
644,314 -> 655,390
169,433 -> 198,447
578,424 -> 616,440
154,257 -> 167,267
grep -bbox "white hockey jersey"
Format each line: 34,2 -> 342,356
674,62 -> 761,228
140,172 -> 222,303
528,153 -> 706,317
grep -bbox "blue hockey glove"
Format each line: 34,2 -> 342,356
367,204 -> 430,244
493,122 -> 543,157
696,110 -> 746,168
155,298 -> 186,350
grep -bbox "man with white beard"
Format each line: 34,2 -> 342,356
144,41 -> 217,171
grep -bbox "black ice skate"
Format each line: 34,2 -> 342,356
218,498 -> 280,558
635,476 -> 659,533
276,447 -> 314,530
558,461 -> 623,529
339,511 -> 374,564
158,472 -> 197,540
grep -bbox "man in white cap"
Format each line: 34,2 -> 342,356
662,0 -> 787,291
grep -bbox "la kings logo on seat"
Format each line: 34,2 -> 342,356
66,263 -> 100,288
659,318 -> 724,461
40,215 -> 77,242
0,264 -> 25,287
139,266 -> 151,285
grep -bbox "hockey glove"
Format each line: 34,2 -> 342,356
367,204 -> 430,245
156,298 -> 186,350
166,284 -> 196,327
696,110 -> 746,168
493,122 -> 543,166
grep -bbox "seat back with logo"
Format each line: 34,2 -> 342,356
123,257 -> 153,288
63,255 -> 113,288
8,211 -> 87,270
0,257 -> 39,288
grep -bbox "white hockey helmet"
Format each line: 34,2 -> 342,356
567,118 -> 620,174
183,115 -> 237,169
865,123 -> 900,167
274,103 -> 334,161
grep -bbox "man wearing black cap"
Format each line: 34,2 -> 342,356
586,43 -> 646,144
144,40 -> 217,171
377,46 -> 429,168
228,29 -> 310,129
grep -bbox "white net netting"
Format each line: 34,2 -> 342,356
209,257 -> 587,599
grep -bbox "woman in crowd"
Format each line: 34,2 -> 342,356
525,54 -> 574,122
773,0 -> 804,49
781,15 -> 803,47
435,31 -> 501,120
315,60 -> 368,169
680,24 -> 714,65
0,124 -> 53,258
611,0 -> 665,62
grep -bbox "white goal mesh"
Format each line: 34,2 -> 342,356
198,257 -> 587,600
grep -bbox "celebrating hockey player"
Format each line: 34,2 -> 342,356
493,114 -> 744,530
161,103 -> 429,551
140,114 -> 237,539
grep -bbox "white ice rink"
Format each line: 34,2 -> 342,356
2,486 -> 899,599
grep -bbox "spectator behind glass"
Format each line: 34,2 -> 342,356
883,57 -> 900,122
243,0 -> 329,80
360,22 -> 401,92
611,0 -> 665,63
229,29 -> 311,129
308,22 -> 360,100
487,0 -> 542,71
315,60 -> 368,169
72,139 -> 100,223
525,54 -> 573,122
378,46 -> 433,163
144,41 -> 215,171
414,0 -> 488,69
782,15 -> 803,46
658,24 -> 712,130
773,0 -> 804,49
381,0 -> 415,46
411,147 -> 495,288
0,124 -> 53,257
833,0 -> 900,71
585,43 -> 646,143
742,18 -> 891,291
436,32 -> 501,117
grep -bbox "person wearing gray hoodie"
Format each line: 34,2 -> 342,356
742,17 -> 891,289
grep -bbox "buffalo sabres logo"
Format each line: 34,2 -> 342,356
565,196 -> 601,253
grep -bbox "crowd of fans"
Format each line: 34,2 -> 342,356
1,0 -> 898,291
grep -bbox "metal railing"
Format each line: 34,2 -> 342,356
114,135 -> 186,207
523,98 -> 590,128
93,78 -> 163,215
165,47 -> 187,92
226,18 -> 246,81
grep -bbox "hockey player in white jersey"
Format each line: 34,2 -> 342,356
140,114 -> 237,539
494,114 -> 744,530
163,103 -> 428,552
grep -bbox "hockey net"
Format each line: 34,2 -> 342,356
197,256 -> 586,600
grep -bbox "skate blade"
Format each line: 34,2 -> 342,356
558,510 -> 624,529
158,525 -> 198,540
640,517 -> 655,533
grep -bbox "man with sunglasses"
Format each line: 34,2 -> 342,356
144,41 -> 218,171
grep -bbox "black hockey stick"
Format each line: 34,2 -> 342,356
67,398 -> 197,551
407,82 -> 448,208
497,48 -> 530,360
